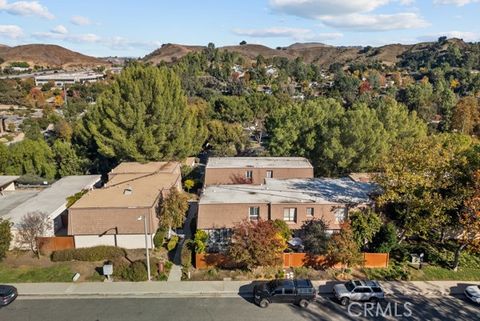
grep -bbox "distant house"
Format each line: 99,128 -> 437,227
203,157 -> 314,186
68,162 -> 182,249
0,175 -> 100,247
198,177 -> 377,252
34,72 -> 105,87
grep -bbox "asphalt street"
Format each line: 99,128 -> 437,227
0,295 -> 478,321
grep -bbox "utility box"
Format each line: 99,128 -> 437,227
103,262 -> 113,280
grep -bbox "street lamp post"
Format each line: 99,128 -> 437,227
137,215 -> 151,281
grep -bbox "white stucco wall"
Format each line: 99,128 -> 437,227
74,234 -> 154,249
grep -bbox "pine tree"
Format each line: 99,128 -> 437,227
76,64 -> 206,167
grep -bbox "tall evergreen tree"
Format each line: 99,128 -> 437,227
76,64 -> 206,169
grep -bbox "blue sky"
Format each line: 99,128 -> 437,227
0,0 -> 479,57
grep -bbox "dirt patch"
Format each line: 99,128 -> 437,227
4,251 -> 54,268
3,251 -> 107,282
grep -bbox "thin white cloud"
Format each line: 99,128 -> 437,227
0,0 -> 54,19
268,0 -> 428,31
434,0 -> 479,5
70,15 -> 92,26
233,27 -> 342,41
418,31 -> 480,42
321,13 -> 429,31
398,0 -> 415,5
0,24 -> 24,39
32,31 -> 160,51
269,0 -> 389,18
32,31 -> 100,43
51,25 -> 68,35
233,27 -> 314,39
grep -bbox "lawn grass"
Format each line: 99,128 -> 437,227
364,264 -> 480,281
0,264 -> 74,283
409,266 -> 480,281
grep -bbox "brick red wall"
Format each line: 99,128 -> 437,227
197,203 -> 269,229
204,167 -> 313,186
197,202 -> 345,230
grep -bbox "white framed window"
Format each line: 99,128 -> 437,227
334,208 -> 346,223
245,170 -> 253,179
266,170 -> 273,178
283,208 -> 297,222
249,207 -> 260,220
306,207 -> 314,217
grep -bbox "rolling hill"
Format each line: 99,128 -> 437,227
0,44 -> 110,69
142,41 -> 420,67
143,38 -> 477,68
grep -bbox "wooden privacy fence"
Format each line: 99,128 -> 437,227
37,236 -> 75,254
195,252 -> 389,269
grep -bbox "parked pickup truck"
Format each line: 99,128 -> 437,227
253,279 -> 316,308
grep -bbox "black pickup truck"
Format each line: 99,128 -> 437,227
253,279 -> 316,308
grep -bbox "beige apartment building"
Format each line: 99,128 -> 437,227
204,157 -> 314,186
68,162 -> 181,249
198,177 -> 376,251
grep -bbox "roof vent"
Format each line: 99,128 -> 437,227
123,186 -> 133,195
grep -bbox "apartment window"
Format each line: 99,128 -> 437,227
334,208 -> 346,223
245,170 -> 253,179
306,207 -> 314,217
283,208 -> 297,222
266,170 -> 273,178
249,207 -> 260,220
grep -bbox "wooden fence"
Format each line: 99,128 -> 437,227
195,252 -> 389,269
37,236 -> 75,254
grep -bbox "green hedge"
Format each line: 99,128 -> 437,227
167,236 -> 179,252
153,228 -> 167,248
51,246 -> 126,262
118,258 -> 161,281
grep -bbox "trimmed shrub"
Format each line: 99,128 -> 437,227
193,230 -> 208,254
112,257 -> 130,279
167,235 -> 179,252
153,228 -> 167,248
124,261 -> 148,282
51,246 -> 126,262
181,242 -> 192,268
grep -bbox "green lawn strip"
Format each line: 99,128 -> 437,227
0,264 -> 73,283
364,265 -> 480,281
411,266 -> 480,281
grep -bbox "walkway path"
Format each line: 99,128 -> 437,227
8,280 -> 474,298
167,201 -> 197,281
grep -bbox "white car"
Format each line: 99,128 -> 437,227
465,285 -> 480,303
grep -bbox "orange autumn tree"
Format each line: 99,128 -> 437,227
453,170 -> 480,271
228,219 -> 286,270
327,221 -> 362,271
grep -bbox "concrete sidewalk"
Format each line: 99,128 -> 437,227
8,280 -> 475,299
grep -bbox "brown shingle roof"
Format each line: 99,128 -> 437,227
109,161 -> 178,175
71,162 -> 181,209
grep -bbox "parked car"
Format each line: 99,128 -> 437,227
253,279 -> 316,308
333,280 -> 385,306
0,285 -> 17,307
464,285 -> 480,304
